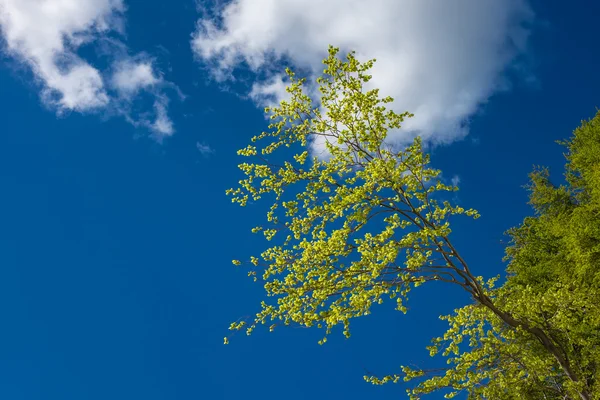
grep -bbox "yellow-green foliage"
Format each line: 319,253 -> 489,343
227,47 -> 600,400
227,46 -> 479,343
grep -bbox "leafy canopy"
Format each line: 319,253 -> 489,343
227,46 -> 479,342
226,47 -> 600,400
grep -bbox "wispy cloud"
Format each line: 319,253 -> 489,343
196,141 -> 215,157
451,175 -> 461,187
192,0 -> 533,145
248,73 -> 291,108
111,60 -> 159,96
152,98 -> 174,139
0,0 -> 176,138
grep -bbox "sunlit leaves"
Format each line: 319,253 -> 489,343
227,46 -> 478,345
225,46 -> 599,399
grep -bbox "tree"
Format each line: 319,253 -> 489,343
226,46 -> 599,399
395,115 -> 600,399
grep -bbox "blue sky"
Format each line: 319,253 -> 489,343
0,1 -> 599,399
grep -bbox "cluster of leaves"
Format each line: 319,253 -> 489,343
226,46 -> 600,399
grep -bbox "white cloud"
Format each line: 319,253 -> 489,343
111,60 -> 159,96
192,0 -> 533,145
41,63 -> 109,111
248,73 -> 289,108
0,0 -> 176,138
151,98 -> 174,138
196,141 -> 215,156
109,56 -> 176,138
0,0 -> 123,111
